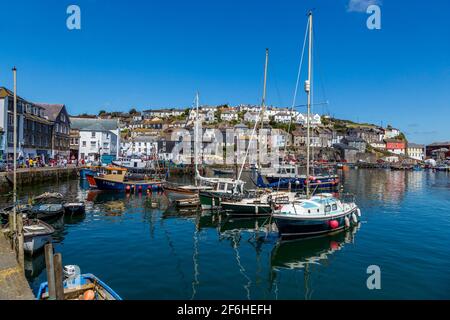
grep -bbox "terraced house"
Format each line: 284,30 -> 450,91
37,104 -> 71,159
0,87 -> 52,162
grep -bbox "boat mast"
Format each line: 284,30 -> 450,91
259,48 -> 269,169
305,12 -> 313,197
12,67 -> 17,229
194,92 -> 200,186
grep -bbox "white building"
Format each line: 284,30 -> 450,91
188,109 -> 216,123
384,127 -> 401,139
220,109 -> 238,122
273,112 -> 292,124
407,143 -> 425,161
70,117 -> 120,162
143,108 -> 184,119
295,113 -> 322,126
244,111 -> 269,123
121,136 -> 158,158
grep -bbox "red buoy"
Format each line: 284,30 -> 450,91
125,185 -> 131,192
329,220 -> 339,229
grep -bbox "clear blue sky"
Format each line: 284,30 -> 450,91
0,0 -> 448,144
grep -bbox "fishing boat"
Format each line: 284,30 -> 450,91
91,167 -> 164,192
23,219 -> 55,255
63,202 -> 86,215
37,272 -> 122,300
198,178 -> 246,210
272,11 -> 361,239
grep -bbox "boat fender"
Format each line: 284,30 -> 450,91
356,208 -> 361,217
352,212 -> 358,224
329,220 -> 339,229
344,216 -> 350,228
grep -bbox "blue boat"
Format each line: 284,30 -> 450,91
90,167 -> 164,192
79,166 -> 101,179
37,273 -> 122,300
255,169 -> 339,191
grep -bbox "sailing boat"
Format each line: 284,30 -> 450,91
272,11 -> 361,239
164,93 -> 243,205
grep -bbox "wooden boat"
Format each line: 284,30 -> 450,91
23,219 -> 55,255
91,167 -> 164,192
175,197 -> 200,208
37,273 -> 122,300
63,202 -> 86,215
31,192 -> 65,220
164,183 -> 212,201
221,190 -> 296,216
0,203 -> 32,223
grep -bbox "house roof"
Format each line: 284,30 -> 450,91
427,141 -> 450,147
407,143 -> 424,148
36,103 -> 67,122
70,117 -> 118,131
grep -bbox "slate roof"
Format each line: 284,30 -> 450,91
70,117 -> 118,131
36,104 -> 66,122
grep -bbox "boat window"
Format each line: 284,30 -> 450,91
325,205 -> 331,213
332,204 -> 337,211
218,182 -> 226,191
308,210 -> 311,213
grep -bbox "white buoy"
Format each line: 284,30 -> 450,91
356,208 -> 361,217
345,216 -> 350,228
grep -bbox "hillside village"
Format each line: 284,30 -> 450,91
2,86 -> 448,167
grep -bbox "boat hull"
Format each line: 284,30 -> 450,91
273,208 -> 358,239
164,186 -> 198,201
24,234 -> 52,255
93,177 -> 163,192
199,191 -> 235,210
80,168 -> 96,180
221,202 -> 272,216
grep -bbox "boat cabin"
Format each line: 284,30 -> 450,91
98,167 -> 128,182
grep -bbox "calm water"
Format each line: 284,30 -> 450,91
7,169 -> 450,299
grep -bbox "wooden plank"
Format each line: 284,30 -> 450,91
53,253 -> 64,300
44,244 -> 56,300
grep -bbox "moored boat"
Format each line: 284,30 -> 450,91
37,272 -> 122,300
63,202 -> 86,215
23,219 -> 55,255
91,167 -> 164,192
272,193 -> 361,239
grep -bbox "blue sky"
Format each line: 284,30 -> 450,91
0,0 -> 448,144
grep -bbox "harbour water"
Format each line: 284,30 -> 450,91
5,169 -> 450,299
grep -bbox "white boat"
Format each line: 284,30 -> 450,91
112,157 -> 153,170
23,219 -> 55,255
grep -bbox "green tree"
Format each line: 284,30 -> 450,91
98,110 -> 107,116
129,108 -> 138,115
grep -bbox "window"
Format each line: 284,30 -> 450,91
325,205 -> 331,213
91,132 -> 96,138
332,204 -> 337,211
82,141 -> 86,147
90,141 -> 96,147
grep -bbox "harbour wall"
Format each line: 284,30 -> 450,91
0,167 -> 79,192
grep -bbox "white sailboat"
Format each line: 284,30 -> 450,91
272,11 -> 361,239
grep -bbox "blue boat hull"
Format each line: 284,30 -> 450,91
274,209 -> 358,239
257,172 -> 339,190
93,177 -> 163,192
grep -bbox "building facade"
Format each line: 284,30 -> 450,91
70,117 -> 120,162
38,104 -> 71,159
